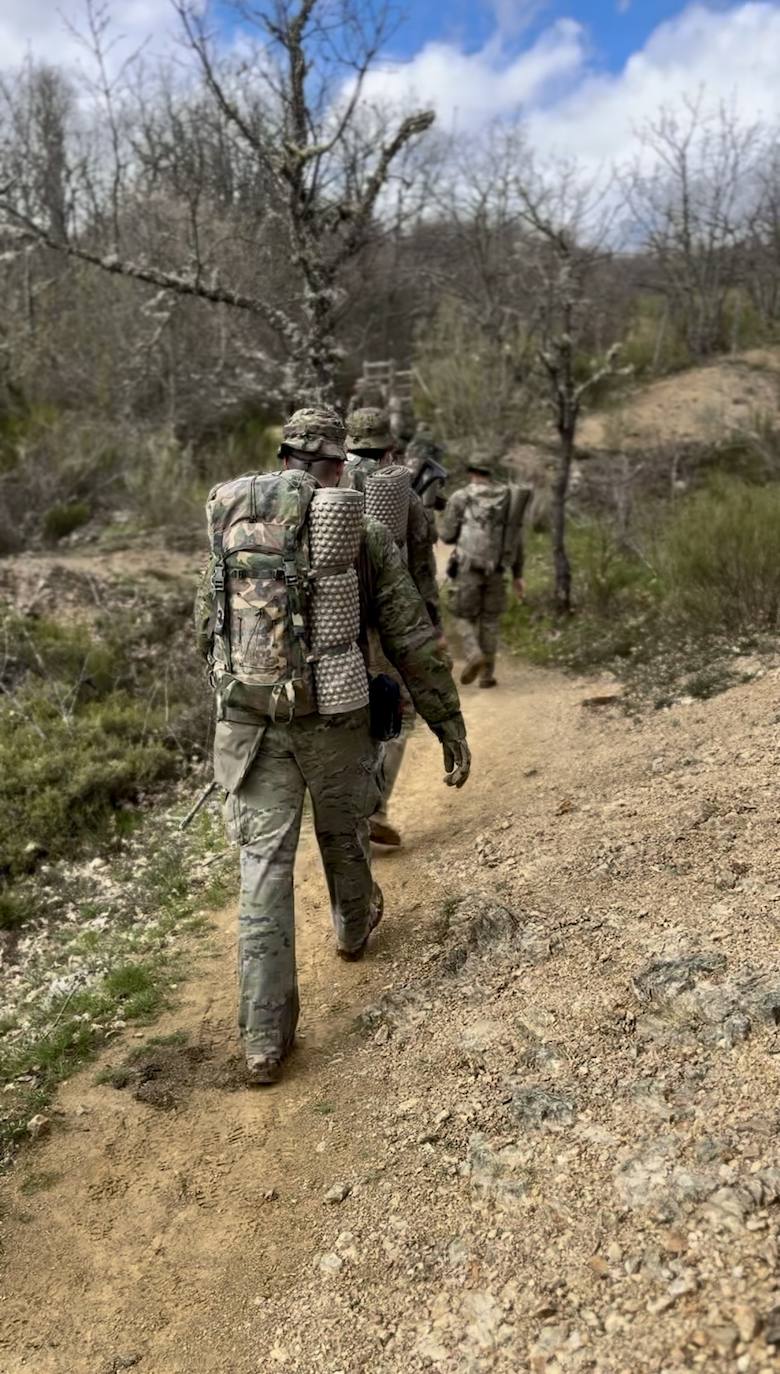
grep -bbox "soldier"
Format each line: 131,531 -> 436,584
343,407 -> 441,629
404,422 -> 449,543
441,454 -> 529,690
342,406 -> 442,847
195,405 -> 470,1086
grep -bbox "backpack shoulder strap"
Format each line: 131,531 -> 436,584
210,529 -> 231,671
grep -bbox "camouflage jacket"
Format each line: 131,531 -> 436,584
342,456 -> 441,628
194,517 -> 463,743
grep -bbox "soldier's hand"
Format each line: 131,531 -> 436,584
442,738 -> 471,789
436,633 -> 454,671
513,577 -> 525,601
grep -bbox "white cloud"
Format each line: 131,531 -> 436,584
361,19 -> 587,131
0,0 -> 177,72
528,2 -> 780,167
3,1 -> 779,175
360,3 -> 780,168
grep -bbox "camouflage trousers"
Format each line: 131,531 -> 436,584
368,627 -> 415,818
221,709 -> 382,1062
451,568 -> 507,673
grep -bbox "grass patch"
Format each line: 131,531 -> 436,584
501,490 -> 779,707
95,1066 -> 132,1089
500,524 -> 661,676
0,806 -> 233,1166
313,1101 -> 336,1116
42,501 -> 91,543
0,598 -> 211,883
0,887 -> 27,931
658,476 -> 780,635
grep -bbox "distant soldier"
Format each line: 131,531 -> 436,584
403,422 -> 449,543
195,405 -> 470,1084
388,394 -> 416,453
341,406 -> 443,846
441,454 -> 530,689
347,376 -> 386,415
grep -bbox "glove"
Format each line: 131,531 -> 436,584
442,738 -> 471,789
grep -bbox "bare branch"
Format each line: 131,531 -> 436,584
1,210 -> 297,347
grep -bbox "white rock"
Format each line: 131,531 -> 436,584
323,1182 -> 351,1205
26,1114 -> 51,1139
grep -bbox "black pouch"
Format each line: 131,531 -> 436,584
369,673 -> 403,741
446,550 -> 459,580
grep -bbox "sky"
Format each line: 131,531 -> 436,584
2,1 -> 779,167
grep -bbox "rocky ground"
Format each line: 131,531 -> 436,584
3,658 -> 780,1372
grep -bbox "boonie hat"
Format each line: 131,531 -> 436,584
346,406 -> 394,453
281,405 -> 346,460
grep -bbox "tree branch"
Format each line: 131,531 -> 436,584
332,108 -> 435,268
1,212 -> 297,348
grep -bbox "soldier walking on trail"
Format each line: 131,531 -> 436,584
441,454 -> 530,690
195,405 -> 470,1086
403,423 -> 449,543
341,406 -> 443,848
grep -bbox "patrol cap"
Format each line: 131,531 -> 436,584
346,406 -> 394,453
466,450 -> 499,478
281,405 -> 346,460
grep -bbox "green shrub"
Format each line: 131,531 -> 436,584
0,604 -> 208,882
500,523 -> 659,673
659,477 -> 780,634
622,296 -> 692,377
0,887 -> 27,930
0,705 -> 177,876
42,501 -> 92,542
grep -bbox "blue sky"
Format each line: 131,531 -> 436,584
392,0 -> 685,69
3,1 -> 780,168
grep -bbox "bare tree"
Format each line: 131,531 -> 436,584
515,167 -> 630,613
622,97 -> 763,360
0,0 -> 434,401
743,128 -> 780,335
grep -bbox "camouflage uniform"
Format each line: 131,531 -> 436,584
341,408 -> 440,628
341,408 -> 444,838
195,408 -> 466,1072
441,465 -> 526,688
404,424 -> 448,545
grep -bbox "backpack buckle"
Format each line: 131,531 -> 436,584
269,680 -> 296,724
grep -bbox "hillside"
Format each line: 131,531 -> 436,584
578,349 -> 780,453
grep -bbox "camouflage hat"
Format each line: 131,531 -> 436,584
467,450 -> 500,477
346,406 -> 394,453
282,405 -> 346,460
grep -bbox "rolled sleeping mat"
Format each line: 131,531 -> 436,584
313,644 -> 370,716
364,464 -> 411,546
309,568 -> 360,654
308,487 -> 369,714
308,486 -> 364,568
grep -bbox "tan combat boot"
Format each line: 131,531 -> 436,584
246,1055 -> 283,1086
369,810 -> 402,846
460,652 -> 486,685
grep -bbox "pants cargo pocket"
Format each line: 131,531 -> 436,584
224,792 -> 243,846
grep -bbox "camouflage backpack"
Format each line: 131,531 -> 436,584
205,469 -> 318,720
457,484 -> 512,576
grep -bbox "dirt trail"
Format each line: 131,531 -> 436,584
4,660 -> 780,1372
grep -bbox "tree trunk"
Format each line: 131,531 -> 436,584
301,282 -> 338,402
551,431 -> 573,615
